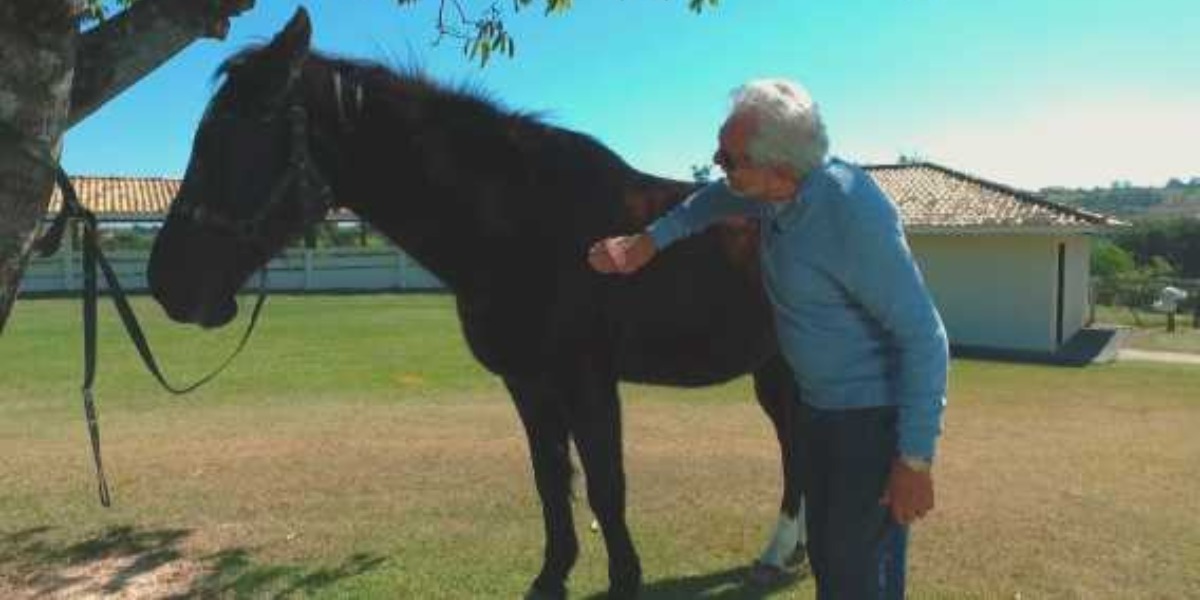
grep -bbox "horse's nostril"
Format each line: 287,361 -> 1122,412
198,297 -> 238,329
147,238 -> 195,323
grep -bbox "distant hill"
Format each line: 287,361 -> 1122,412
1041,179 -> 1200,220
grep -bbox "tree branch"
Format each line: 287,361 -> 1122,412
69,0 -> 254,128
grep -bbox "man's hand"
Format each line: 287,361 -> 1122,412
880,459 -> 935,525
587,234 -> 657,275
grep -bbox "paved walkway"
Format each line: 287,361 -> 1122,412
1117,349 -> 1200,365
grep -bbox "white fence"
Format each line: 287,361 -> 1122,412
21,246 -> 445,294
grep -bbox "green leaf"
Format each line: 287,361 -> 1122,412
480,41 -> 492,66
392,0 -> 719,66
545,0 -> 572,15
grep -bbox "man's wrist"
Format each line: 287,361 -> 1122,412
897,455 -> 933,473
643,226 -> 667,252
637,232 -> 658,252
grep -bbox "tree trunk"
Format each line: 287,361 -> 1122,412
0,0 -> 81,335
0,0 -> 255,334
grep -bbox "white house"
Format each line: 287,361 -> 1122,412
33,162 -> 1121,358
867,162 -> 1120,356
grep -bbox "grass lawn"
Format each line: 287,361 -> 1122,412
1092,304 -> 1200,354
2,295 -> 1199,598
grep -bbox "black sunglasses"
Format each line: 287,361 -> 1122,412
714,147 -> 750,172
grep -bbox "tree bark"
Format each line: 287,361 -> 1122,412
70,0 -> 255,127
0,0 -> 81,334
0,0 -> 255,334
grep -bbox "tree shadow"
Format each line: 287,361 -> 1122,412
0,525 -> 386,599
179,548 -> 387,598
582,564 -> 807,600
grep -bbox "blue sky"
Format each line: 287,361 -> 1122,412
64,0 -> 1200,189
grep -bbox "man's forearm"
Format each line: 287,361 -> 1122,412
895,324 -> 950,460
646,180 -> 762,250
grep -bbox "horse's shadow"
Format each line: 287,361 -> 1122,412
0,524 -> 385,598
583,564 -> 808,600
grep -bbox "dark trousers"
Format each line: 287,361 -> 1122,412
796,402 -> 908,599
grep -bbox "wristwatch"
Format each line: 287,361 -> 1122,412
898,455 -> 933,473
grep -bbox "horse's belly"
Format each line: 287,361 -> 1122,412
610,228 -> 777,386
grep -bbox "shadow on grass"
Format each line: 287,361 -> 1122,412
187,548 -> 386,598
0,525 -> 385,598
582,564 -> 806,600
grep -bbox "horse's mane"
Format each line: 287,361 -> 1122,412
209,41 -> 643,233
213,45 -> 548,126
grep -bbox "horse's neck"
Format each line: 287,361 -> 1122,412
309,68 -> 692,293
315,88 -> 517,293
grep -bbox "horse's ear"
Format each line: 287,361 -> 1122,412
267,7 -> 312,67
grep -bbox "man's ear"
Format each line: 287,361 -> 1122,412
266,7 -> 312,69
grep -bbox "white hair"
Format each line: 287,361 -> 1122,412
730,79 -> 829,179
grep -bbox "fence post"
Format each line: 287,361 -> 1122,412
303,248 -> 313,291
395,250 -> 406,290
60,223 -> 73,292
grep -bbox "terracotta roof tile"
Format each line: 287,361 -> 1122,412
49,176 -> 359,221
49,176 -> 179,220
865,163 -> 1120,229
54,163 -> 1120,229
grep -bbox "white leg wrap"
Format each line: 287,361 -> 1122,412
757,507 -> 805,568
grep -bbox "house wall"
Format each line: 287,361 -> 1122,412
908,233 -> 1090,353
1060,235 -> 1092,343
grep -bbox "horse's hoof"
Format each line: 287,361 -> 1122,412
746,559 -> 804,586
525,581 -> 566,600
787,543 -> 809,569
605,581 -> 640,600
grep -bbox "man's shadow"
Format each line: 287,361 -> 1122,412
584,564 -> 809,599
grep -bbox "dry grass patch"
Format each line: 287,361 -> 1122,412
3,297 -> 1199,597
2,367 -> 1200,597
914,361 -> 1200,598
4,366 -> 1200,597
0,390 -> 801,598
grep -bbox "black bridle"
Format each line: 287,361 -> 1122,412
168,63 -> 365,244
169,97 -> 336,246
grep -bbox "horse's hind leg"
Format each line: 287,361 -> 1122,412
751,354 -> 806,573
557,360 -> 641,599
506,376 -> 578,600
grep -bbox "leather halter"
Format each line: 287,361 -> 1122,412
168,63 -> 362,246
169,101 -> 335,246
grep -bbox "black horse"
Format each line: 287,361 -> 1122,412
148,8 -> 801,599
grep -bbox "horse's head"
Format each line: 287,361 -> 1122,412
149,8 -> 330,328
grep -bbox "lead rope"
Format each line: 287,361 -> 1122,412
2,119 -> 268,507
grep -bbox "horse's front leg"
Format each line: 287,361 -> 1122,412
751,354 -> 807,577
506,377 -> 579,600
557,359 -> 641,599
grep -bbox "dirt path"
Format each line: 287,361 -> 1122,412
1118,348 -> 1200,365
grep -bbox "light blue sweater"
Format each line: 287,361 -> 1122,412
647,158 -> 949,459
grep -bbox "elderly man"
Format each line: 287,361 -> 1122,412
589,79 -> 949,598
